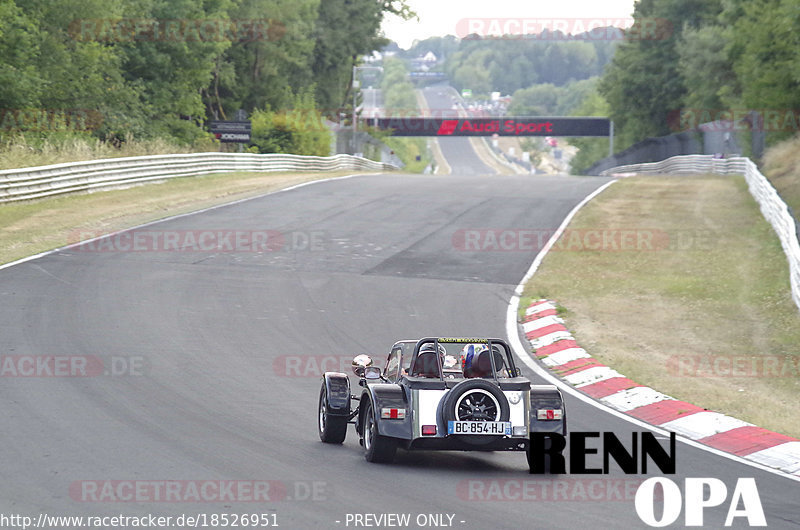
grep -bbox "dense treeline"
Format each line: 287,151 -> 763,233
381,57 -> 416,115
431,35 -> 618,96
599,0 -> 800,153
0,0 -> 411,152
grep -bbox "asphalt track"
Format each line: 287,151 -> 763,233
422,86 -> 495,176
1,172 -> 799,525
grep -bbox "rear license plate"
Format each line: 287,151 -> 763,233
447,421 -> 511,435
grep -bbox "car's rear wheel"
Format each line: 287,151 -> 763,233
363,400 -> 397,463
318,385 -> 347,444
441,379 -> 510,446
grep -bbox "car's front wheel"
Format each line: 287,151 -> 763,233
318,385 -> 347,444
362,400 -> 397,463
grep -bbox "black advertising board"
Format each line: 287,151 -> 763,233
209,120 -> 251,143
365,117 -> 611,137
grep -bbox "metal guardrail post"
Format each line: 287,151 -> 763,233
609,120 -> 614,158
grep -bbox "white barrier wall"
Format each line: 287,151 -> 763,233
601,154 -> 800,312
0,152 -> 398,203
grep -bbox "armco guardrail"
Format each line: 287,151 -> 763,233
0,152 -> 398,203
601,154 -> 800,312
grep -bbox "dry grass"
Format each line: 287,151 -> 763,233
0,170 -> 355,265
0,135 -> 218,171
522,174 -> 800,438
762,136 -> 800,219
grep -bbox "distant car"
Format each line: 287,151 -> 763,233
318,337 -> 566,470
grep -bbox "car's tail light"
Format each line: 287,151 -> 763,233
536,409 -> 563,420
381,408 -> 406,419
422,425 -> 437,436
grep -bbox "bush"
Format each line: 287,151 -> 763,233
249,91 -> 331,156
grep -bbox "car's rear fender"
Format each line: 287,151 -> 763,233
321,372 -> 351,416
530,385 -> 567,435
505,389 -> 530,433
361,384 -> 412,440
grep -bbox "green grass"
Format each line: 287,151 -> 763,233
384,136 -> 432,173
521,174 -> 800,438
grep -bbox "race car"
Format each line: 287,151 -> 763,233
317,337 -> 566,470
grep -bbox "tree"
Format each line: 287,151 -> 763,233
116,0 -> 231,142
509,84 -> 560,115
207,0 -> 319,119
569,90 -> 612,174
401,36 -> 459,61
727,0 -> 800,143
312,0 -> 414,114
598,0 -> 723,148
0,0 -> 43,110
452,63 -> 491,95
677,24 -> 734,111
381,57 -> 416,116
556,78 -> 600,115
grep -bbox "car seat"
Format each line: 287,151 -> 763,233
411,351 -> 440,377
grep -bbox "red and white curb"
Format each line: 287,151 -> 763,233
524,299 -> 800,477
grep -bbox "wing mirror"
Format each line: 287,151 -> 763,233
352,354 -> 373,377
363,366 -> 382,380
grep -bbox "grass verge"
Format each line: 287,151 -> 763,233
0,170 -> 357,265
521,174 -> 800,438
762,136 -> 800,219
383,136 -> 431,173
0,134 -> 216,171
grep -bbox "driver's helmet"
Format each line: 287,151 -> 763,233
460,343 -> 486,374
460,343 -> 502,378
419,342 -> 447,357
413,342 -> 448,377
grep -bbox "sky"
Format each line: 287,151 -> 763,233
381,0 -> 639,49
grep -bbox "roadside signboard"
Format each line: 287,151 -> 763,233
209,120 -> 251,143
365,117 -> 611,137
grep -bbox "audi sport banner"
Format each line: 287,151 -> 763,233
365,117 -> 611,137
209,120 -> 251,143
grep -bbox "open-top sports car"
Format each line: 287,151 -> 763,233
318,337 -> 566,470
